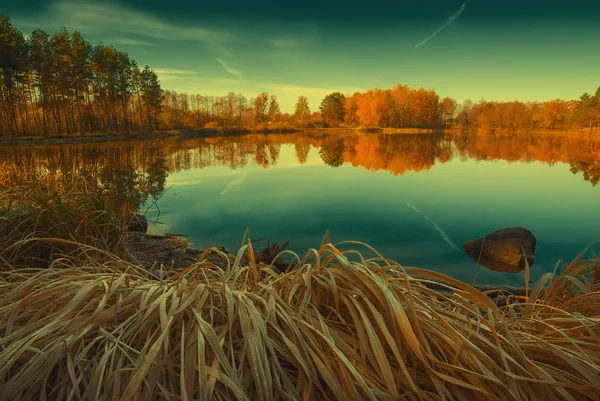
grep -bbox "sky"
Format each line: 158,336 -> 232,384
2,0 -> 600,112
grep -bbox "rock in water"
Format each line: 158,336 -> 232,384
126,213 -> 148,233
462,227 -> 536,274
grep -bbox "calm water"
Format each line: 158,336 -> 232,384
2,131 -> 599,285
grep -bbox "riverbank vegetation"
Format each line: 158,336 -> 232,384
1,164 -> 600,400
2,13 -> 600,138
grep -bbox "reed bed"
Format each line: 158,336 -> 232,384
0,163 -> 127,269
0,238 -> 599,401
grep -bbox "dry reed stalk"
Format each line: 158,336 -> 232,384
0,163 -> 127,269
0,238 -> 598,400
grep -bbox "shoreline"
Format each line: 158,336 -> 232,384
128,230 -> 532,302
0,127 -> 301,147
2,127 -> 596,147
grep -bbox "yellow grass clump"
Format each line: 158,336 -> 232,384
0,163 -> 127,269
0,238 -> 599,400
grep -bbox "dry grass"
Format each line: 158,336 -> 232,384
0,163 -> 127,269
0,237 -> 598,400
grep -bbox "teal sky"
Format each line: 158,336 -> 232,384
3,0 -> 600,112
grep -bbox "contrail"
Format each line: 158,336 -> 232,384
415,0 -> 473,48
373,73 -> 385,85
216,58 -> 243,80
406,202 -> 459,250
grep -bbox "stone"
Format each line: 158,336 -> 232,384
126,213 -> 148,233
462,227 -> 536,274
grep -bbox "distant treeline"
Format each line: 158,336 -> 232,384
158,84 -> 600,134
319,87 -> 600,132
1,13 -> 599,137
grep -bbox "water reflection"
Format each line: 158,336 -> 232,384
2,132 -> 599,198
1,131 -> 598,285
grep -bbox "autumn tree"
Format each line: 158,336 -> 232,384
0,14 -> 28,136
140,66 -> 163,130
343,93 -> 360,126
0,14 -> 167,137
439,97 -> 457,128
268,94 -> 280,123
319,92 -> 345,126
571,90 -> 600,130
457,99 -> 473,128
253,92 -> 269,124
235,93 -> 247,127
389,84 -> 411,127
356,91 -> 378,127
28,29 -> 52,135
294,95 -> 310,125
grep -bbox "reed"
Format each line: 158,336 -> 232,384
0,163 -> 127,269
0,237 -> 598,400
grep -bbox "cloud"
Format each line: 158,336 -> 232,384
215,58 -> 243,80
415,0 -> 473,48
109,37 -> 156,46
154,69 -> 200,76
153,69 -> 203,86
13,1 -> 233,54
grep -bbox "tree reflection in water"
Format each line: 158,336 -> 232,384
0,131 -> 598,213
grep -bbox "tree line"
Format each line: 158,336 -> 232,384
456,93 -> 600,132
0,14 -> 163,137
309,86 -> 600,132
147,84 -> 600,134
159,90 -> 283,130
1,13 -> 599,137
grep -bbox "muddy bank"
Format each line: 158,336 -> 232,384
124,232 -> 236,271
0,127 -> 301,147
124,232 -> 291,273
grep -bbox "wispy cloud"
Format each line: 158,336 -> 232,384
154,69 -> 200,76
13,0 -> 233,54
415,0 -> 473,48
406,202 -> 459,250
215,58 -> 243,80
153,69 -> 203,86
109,37 -> 156,47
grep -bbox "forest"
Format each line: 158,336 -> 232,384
1,14 -> 599,137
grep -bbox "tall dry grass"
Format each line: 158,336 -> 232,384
0,163 -> 127,269
0,237 -> 598,400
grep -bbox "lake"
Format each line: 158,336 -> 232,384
2,130 -> 599,286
